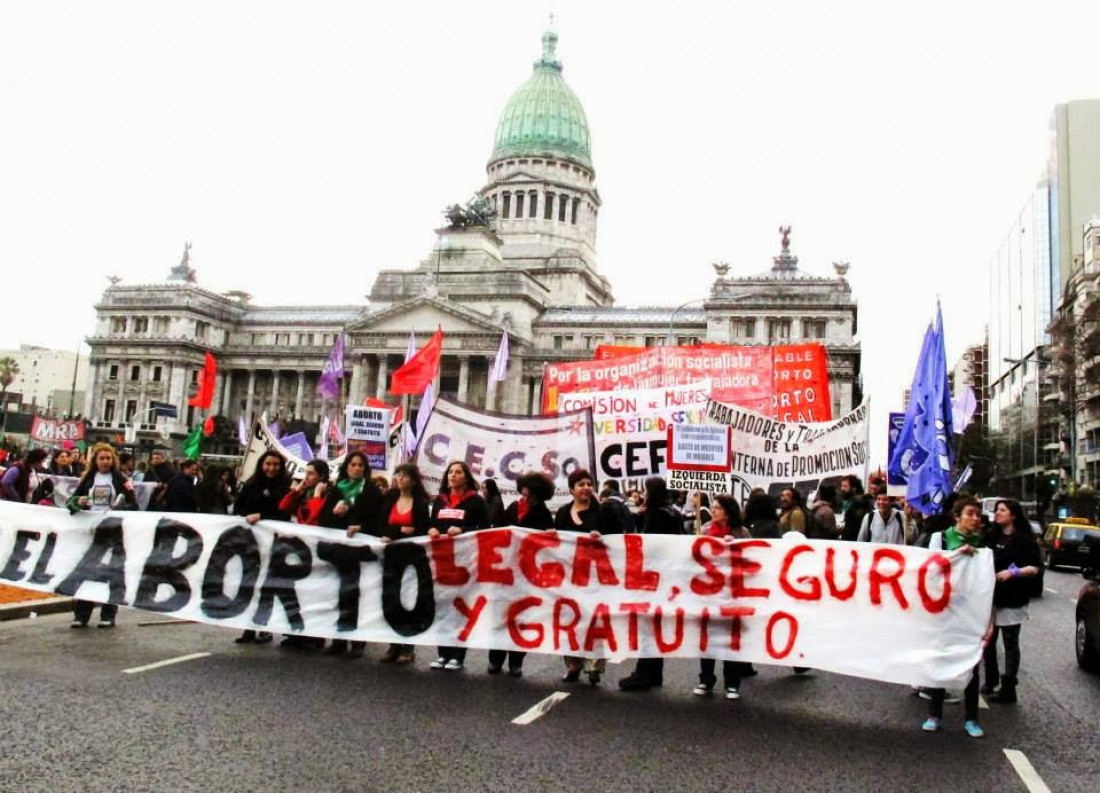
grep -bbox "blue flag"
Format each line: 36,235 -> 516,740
888,305 -> 955,515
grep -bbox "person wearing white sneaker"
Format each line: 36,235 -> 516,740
921,497 -> 990,738
428,461 -> 490,672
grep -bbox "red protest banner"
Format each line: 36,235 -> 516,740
543,343 -> 832,420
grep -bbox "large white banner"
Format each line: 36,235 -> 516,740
559,380 -> 711,494
0,502 -> 992,687
705,400 -> 871,503
414,397 -> 595,508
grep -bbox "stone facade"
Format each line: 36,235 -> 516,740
81,31 -> 862,451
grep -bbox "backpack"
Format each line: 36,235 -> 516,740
807,504 -> 830,540
859,509 -> 904,541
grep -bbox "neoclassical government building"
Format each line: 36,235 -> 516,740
83,30 -> 862,449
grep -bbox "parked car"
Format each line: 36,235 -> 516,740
1074,539 -> 1100,672
1042,520 -> 1100,570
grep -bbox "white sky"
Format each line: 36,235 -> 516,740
3,1 -> 1100,463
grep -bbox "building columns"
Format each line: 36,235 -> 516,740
350,356 -> 364,405
245,369 -> 256,420
271,370 -> 281,416
377,354 -> 389,400
295,371 -> 305,418
458,356 -> 470,403
222,369 -> 234,415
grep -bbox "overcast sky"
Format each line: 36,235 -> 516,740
3,1 -> 1099,462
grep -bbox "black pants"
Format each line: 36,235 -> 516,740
929,663 -> 980,721
387,643 -> 413,655
699,659 -> 751,689
629,657 -> 664,684
73,600 -> 117,624
488,650 -> 526,670
983,624 -> 1021,688
438,646 -> 467,662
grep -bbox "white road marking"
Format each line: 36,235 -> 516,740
122,652 -> 211,675
978,695 -> 989,710
1003,749 -> 1052,793
1044,587 -> 1057,594
512,692 -> 570,725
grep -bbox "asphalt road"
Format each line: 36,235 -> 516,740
1,568 -> 1095,793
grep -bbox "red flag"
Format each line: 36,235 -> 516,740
364,397 -> 403,426
188,352 -> 217,410
389,329 -> 443,395
202,415 -> 216,436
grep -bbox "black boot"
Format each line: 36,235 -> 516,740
991,679 -> 1017,704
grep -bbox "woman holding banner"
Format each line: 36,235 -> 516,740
922,496 -> 989,738
487,471 -> 556,678
555,468 -> 609,684
320,451 -> 383,659
277,459 -> 330,649
695,495 -> 754,700
66,443 -> 137,629
428,460 -> 490,671
232,450 -> 291,644
619,476 -> 683,692
377,462 -> 432,665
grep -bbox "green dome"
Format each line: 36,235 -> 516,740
491,30 -> 592,169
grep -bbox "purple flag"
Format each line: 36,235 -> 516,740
405,331 -> 417,363
317,331 -> 346,400
415,383 -> 435,440
489,332 -> 509,383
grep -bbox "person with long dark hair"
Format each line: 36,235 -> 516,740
619,476 -> 682,692
319,451 -> 382,658
67,443 -> 138,628
487,471 -> 555,678
695,494 -> 754,699
429,460 -> 490,671
196,463 -> 232,514
232,450 -> 291,644
554,468 -> 609,684
481,477 -> 506,526
377,462 -> 432,665
277,459 -> 330,649
981,499 -> 1042,704
743,490 -> 781,539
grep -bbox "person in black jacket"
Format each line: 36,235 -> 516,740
319,451 -> 383,659
66,444 -> 138,628
232,450 -> 291,645
619,476 -> 682,692
428,460 -> 490,671
376,463 -> 433,664
554,468 -> 609,684
481,477 -> 507,527
164,459 -> 199,512
743,491 -> 781,539
982,499 -> 1042,704
838,475 -> 872,541
487,471 -> 556,678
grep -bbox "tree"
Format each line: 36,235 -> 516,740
0,356 -> 20,434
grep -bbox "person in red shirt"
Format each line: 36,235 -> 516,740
428,460 -> 490,671
487,471 -> 556,677
693,494 -> 754,700
377,463 -> 432,665
276,459 -> 329,649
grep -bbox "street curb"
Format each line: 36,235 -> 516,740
0,597 -> 74,622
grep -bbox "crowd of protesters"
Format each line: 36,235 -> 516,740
1,444 -> 1042,738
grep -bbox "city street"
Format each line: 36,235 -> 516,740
1,568 -> 1094,793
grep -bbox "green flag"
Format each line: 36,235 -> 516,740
182,424 -> 203,460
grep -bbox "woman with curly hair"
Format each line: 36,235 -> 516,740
487,471 -> 555,677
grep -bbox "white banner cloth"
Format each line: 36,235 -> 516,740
0,502 -> 991,688
413,397 -> 595,508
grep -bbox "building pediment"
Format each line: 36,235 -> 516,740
349,296 -> 527,343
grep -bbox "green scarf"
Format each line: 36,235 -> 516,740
943,525 -> 984,551
336,477 -> 365,505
